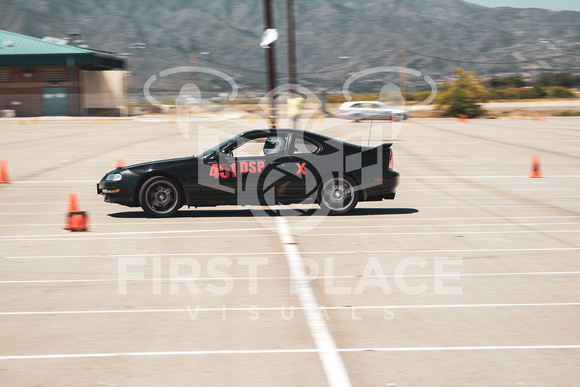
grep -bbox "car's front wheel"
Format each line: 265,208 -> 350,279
139,176 -> 182,217
318,175 -> 358,215
351,113 -> 363,122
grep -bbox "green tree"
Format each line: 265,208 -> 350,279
437,68 -> 488,117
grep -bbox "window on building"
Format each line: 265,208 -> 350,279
0,71 -> 12,83
42,70 -> 68,82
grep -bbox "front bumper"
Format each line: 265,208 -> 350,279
97,173 -> 140,207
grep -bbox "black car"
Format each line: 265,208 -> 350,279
97,129 -> 399,217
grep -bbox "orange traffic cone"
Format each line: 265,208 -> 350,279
63,194 -> 87,230
459,115 -> 468,123
67,211 -> 89,232
0,161 -> 9,183
66,193 -> 78,213
116,159 -> 124,168
529,155 -> 542,178
0,161 -> 10,183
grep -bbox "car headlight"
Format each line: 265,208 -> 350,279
106,173 -> 123,182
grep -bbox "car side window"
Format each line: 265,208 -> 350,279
351,103 -> 362,108
292,136 -> 320,154
230,138 -> 268,157
231,135 -> 289,157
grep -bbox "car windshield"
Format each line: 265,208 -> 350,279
198,136 -> 238,158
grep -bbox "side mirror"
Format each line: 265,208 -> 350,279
203,149 -> 231,164
218,149 -> 233,160
203,151 -> 218,164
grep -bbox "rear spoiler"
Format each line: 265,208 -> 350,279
361,143 -> 393,169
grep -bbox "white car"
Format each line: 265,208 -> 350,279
337,101 -> 409,121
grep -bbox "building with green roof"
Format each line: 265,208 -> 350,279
0,30 -> 127,116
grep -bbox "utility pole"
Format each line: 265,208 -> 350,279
399,49 -> 407,94
189,55 -> 197,84
262,0 -> 277,128
286,0 -> 297,87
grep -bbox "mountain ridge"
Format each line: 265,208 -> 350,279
1,0 -> 578,92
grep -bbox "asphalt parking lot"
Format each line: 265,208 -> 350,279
1,114 -> 579,386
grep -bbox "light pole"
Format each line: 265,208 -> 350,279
118,52 -> 133,117
384,49 -> 394,65
540,39 -> 556,98
128,42 -> 146,96
262,0 -> 277,128
286,0 -> 297,87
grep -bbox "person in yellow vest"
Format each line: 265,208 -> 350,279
286,96 -> 303,129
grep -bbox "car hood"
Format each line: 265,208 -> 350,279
108,156 -> 196,174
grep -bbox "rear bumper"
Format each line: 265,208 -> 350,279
361,172 -> 399,201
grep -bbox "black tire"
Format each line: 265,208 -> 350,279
139,176 -> 182,217
352,113 -> 363,122
318,175 -> 359,215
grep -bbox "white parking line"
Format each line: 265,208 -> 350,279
4,247 -> 580,260
302,230 -> 580,237
411,204 -> 580,209
2,215 -> 580,229
2,252 -> 280,259
300,222 -> 580,229
402,188 -> 576,192
399,196 -> 580,199
275,216 -> 352,387
6,228 -> 578,242
405,175 -> 580,179
2,271 -> 579,285
1,302 -> 579,316
10,180 -> 96,184
1,222 -> 578,240
1,203 -> 580,216
0,187 -> 96,190
0,235 -> 275,242
400,181 -> 555,185
2,195 -> 580,205
1,345 -> 579,360
0,227 -> 271,239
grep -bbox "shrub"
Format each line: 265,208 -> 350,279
436,68 -> 487,118
550,86 -> 574,98
554,110 -> 580,117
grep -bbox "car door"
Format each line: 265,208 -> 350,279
280,133 -> 326,202
372,103 -> 393,120
348,103 -> 366,119
226,133 -> 296,205
195,150 -> 238,204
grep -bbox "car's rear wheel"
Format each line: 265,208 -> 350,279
139,176 -> 182,217
318,175 -> 358,215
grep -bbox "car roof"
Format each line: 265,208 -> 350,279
200,128 -> 368,158
236,128 -> 364,150
237,128 -> 332,141
340,101 -> 387,107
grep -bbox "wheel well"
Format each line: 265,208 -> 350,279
134,173 -> 187,206
316,172 -> 362,202
318,171 -> 360,185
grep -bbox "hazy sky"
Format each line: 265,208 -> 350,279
463,0 -> 580,12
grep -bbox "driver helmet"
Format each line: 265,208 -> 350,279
263,136 -> 286,155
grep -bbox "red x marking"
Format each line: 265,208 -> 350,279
296,162 -> 306,175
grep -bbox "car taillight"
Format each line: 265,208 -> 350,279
387,149 -> 393,169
